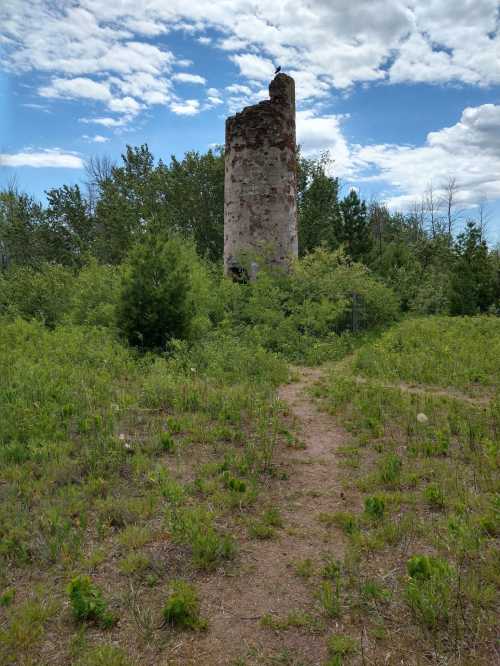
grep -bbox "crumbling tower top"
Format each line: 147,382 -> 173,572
223,73 -> 298,278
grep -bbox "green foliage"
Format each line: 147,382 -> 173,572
339,189 -> 372,261
117,234 -> 211,350
75,645 -> 135,666
224,247 -> 399,364
405,556 -> 454,629
162,580 -> 207,630
423,483 -> 446,509
317,578 -> 341,618
298,152 -> 341,255
66,259 -> 122,328
364,495 -> 385,520
167,507 -> 236,570
67,576 -> 115,628
354,316 -> 500,391
0,263 -> 74,327
327,633 -> 358,657
0,588 -> 15,607
378,454 -> 402,486
160,431 -> 176,452
451,222 -> 497,315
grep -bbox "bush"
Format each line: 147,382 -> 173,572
162,580 -> 207,630
117,235 -> 212,351
66,259 -> 122,329
0,263 -> 73,327
67,575 -> 115,628
222,247 -> 399,363
364,495 -> 385,520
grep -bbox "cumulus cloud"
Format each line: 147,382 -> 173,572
40,77 -> 111,102
226,84 -> 252,95
292,102 -> 500,213
0,149 -> 84,169
296,110 -> 352,177
170,99 -> 200,115
352,104 -> 500,208
173,72 -> 206,85
79,116 -> 129,127
230,54 -> 275,81
2,0 -> 499,130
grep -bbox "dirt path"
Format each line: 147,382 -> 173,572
169,367 -> 354,666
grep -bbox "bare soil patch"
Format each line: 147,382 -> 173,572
169,366 -> 355,665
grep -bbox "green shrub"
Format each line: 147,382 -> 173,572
117,235 -> 211,351
160,432 -> 175,453
0,263 -> 73,327
0,588 -> 15,607
378,454 -> 402,485
423,483 -> 446,510
405,555 -> 454,629
317,579 -> 341,618
66,260 -> 122,329
327,633 -> 358,656
364,495 -> 385,520
222,247 -> 399,363
162,580 -> 207,630
321,556 -> 341,581
67,575 -> 115,628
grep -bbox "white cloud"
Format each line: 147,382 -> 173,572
352,104 -> 500,209
296,110 -> 352,177
173,72 -> 206,85
2,0 -> 499,136
0,149 -> 83,169
79,116 -> 128,127
230,54 -> 275,81
170,99 -> 200,115
82,134 -> 109,143
108,95 -> 142,114
2,0 -> 499,105
226,83 -> 252,95
39,77 -> 111,102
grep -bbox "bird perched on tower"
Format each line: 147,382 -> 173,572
274,65 -> 281,74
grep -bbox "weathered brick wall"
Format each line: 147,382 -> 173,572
224,73 -> 298,277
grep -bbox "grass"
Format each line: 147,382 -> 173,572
315,316 -> 500,662
0,316 -> 290,663
162,580 -> 207,630
2,310 -> 498,663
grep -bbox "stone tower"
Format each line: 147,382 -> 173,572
224,73 -> 298,277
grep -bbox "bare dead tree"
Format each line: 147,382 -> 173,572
477,198 -> 491,242
424,182 -> 441,237
442,176 -> 462,239
84,155 -> 114,213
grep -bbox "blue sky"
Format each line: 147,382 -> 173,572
1,1 -> 500,242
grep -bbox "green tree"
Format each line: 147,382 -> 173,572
297,153 -> 341,255
451,221 -> 496,314
0,189 -> 45,267
117,235 -> 209,351
43,185 -> 94,265
162,149 -> 225,261
93,145 -> 160,263
339,189 -> 372,261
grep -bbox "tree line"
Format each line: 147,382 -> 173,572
1,144 -> 499,316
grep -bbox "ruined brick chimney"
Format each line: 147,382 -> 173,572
224,73 -> 298,278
